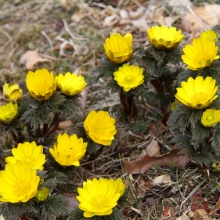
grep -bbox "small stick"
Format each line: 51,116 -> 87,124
180,178 -> 207,209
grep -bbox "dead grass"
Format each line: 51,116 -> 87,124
0,0 -> 220,219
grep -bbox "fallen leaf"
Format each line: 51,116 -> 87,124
3,61 -> 10,69
131,16 -> 149,32
148,7 -> 180,26
191,194 -> 209,212
180,4 -> 220,33
103,14 -> 119,27
20,50 -> 52,70
71,10 -> 85,23
122,149 -> 190,174
0,214 -> 5,220
138,138 -> 160,158
209,196 -> 220,215
148,120 -> 168,137
163,206 -> 176,217
137,178 -> 148,199
128,8 -> 144,20
153,174 -> 171,186
59,0 -> 68,8
175,213 -> 190,220
54,42 -> 74,51
189,209 -> 212,220
169,0 -> 190,7
119,9 -> 129,19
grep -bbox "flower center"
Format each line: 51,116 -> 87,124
4,112 -> 13,118
90,195 -> 107,210
35,84 -> 50,94
14,180 -> 31,197
124,75 -> 134,84
93,124 -> 103,135
24,157 -> 35,168
190,92 -> 209,108
207,115 -> 214,121
194,53 -> 211,66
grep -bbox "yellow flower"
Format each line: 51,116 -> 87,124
26,68 -> 56,101
5,141 -> 46,170
0,102 -> 18,124
56,72 -> 87,96
171,100 -> 181,110
3,83 -> 22,102
200,30 -> 218,41
201,109 -> 220,127
113,64 -> 144,92
175,76 -> 218,109
114,178 -> 126,197
147,25 -> 184,50
49,133 -> 87,166
77,178 -> 125,218
182,37 -> 219,71
212,162 -> 220,172
0,161 -> 40,203
84,110 -> 117,146
104,33 -> 133,64
34,187 -> 50,202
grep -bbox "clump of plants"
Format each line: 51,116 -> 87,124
0,23 -> 220,220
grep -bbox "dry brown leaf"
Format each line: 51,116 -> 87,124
53,42 -> 74,51
209,197 -> 220,215
138,138 -> 160,158
119,9 -> 129,19
128,8 -> 144,20
189,209 -> 212,220
163,206 -> 176,217
131,16 -> 149,32
0,214 -> 5,220
148,120 -> 168,137
103,14 -> 119,27
59,0 -> 68,8
20,50 -> 52,70
153,174 -> 171,186
122,149 -> 190,174
136,179 -> 148,199
148,7 -> 180,26
71,10 -> 85,23
175,213 -> 190,220
180,4 -> 220,33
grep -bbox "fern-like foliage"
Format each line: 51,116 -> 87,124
168,104 -> 203,133
61,94 -> 83,120
95,57 -> 121,80
0,200 -> 38,220
46,170 -> 67,185
191,122 -> 212,141
176,69 -> 197,84
172,134 -> 218,166
20,92 -> 66,130
210,124 -> 220,154
209,92 -> 220,109
40,177 -> 57,190
39,194 -> 68,220
176,62 -> 220,84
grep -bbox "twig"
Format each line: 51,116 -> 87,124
41,31 -> 53,50
186,3 -> 205,30
180,178 -> 207,209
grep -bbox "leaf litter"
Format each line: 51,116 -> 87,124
0,0 -> 220,219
